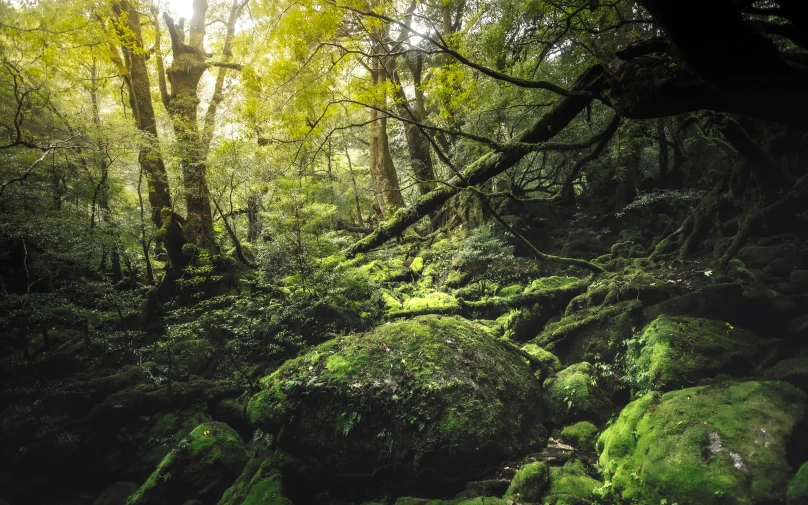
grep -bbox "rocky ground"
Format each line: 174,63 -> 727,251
2,227 -> 808,505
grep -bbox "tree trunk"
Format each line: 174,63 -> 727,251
369,53 -> 404,217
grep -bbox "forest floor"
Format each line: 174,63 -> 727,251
1,213 -> 808,505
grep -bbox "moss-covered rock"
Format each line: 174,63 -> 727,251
788,462 -> 808,505
764,355 -> 808,392
127,422 -> 248,505
544,362 -> 613,427
521,344 -> 562,374
542,459 -> 602,505
560,422 -> 599,450
598,381 -> 807,505
217,453 -> 292,505
630,315 -> 760,392
534,301 -> 640,365
247,315 -> 546,492
504,461 -> 549,503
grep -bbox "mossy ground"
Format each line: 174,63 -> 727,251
504,461 -> 549,503
543,459 -> 602,505
598,381 -> 807,505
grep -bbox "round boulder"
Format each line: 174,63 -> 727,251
247,315 -> 546,493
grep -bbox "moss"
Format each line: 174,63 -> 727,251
630,315 -> 760,393
544,362 -> 613,426
498,283 -> 525,297
560,422 -> 599,450
543,460 -> 602,505
764,356 -> 808,392
127,421 -> 248,505
521,344 -> 562,373
218,453 -> 292,505
357,258 -> 408,283
504,461 -> 549,503
524,276 -> 583,295
534,301 -> 640,364
387,291 -> 462,317
788,462 -> 808,505
410,257 -> 425,273
446,269 -> 469,288
247,315 -> 546,489
598,381 -> 807,505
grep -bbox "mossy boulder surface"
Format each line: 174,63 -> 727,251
521,344 -> 562,374
631,315 -> 760,392
127,422 -> 248,505
560,422 -> 599,450
218,453 -> 292,505
544,362 -> 613,426
543,459 -> 602,505
247,315 -> 546,490
504,461 -> 549,503
789,462 -> 808,505
598,381 -> 807,505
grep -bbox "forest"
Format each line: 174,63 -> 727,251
1,0 -> 808,504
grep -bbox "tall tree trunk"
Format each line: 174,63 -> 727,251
108,0 -> 188,282
369,52 -> 404,217
158,0 -> 249,250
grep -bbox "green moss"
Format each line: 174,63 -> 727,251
534,301 -> 640,363
630,315 -> 760,393
387,291 -> 461,317
521,344 -> 562,373
247,315 -> 546,487
598,381 -> 807,505
411,257 -> 425,273
446,269 -> 469,288
498,284 -> 525,297
764,356 -> 808,392
788,462 -> 808,505
524,276 -> 582,295
504,461 -> 549,502
218,454 -> 292,505
543,459 -> 602,505
544,362 -> 613,426
128,421 -> 248,505
560,422 -> 599,450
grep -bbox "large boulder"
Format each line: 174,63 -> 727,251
598,381 -> 807,505
543,362 -> 614,427
127,422 -> 249,505
246,315 -> 546,493
629,315 -> 760,392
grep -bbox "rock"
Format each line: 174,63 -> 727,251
535,300 -> 640,365
764,355 -> 808,392
246,315 -> 546,493
521,344 -> 562,374
629,315 -> 760,392
790,315 -> 808,338
454,479 -> 511,500
544,362 -> 614,426
764,258 -> 802,277
738,245 -> 795,267
560,422 -> 599,450
789,462 -> 808,505
503,461 -> 549,503
790,270 -> 808,289
543,459 -> 602,505
127,422 -> 249,505
218,453 -> 292,505
641,283 -> 744,325
93,482 -> 139,505
598,381 -> 807,505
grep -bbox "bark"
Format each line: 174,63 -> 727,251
161,2 -> 216,249
657,119 -> 669,178
392,72 -> 436,196
111,1 -> 172,229
717,117 -> 792,195
369,44 -> 404,217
